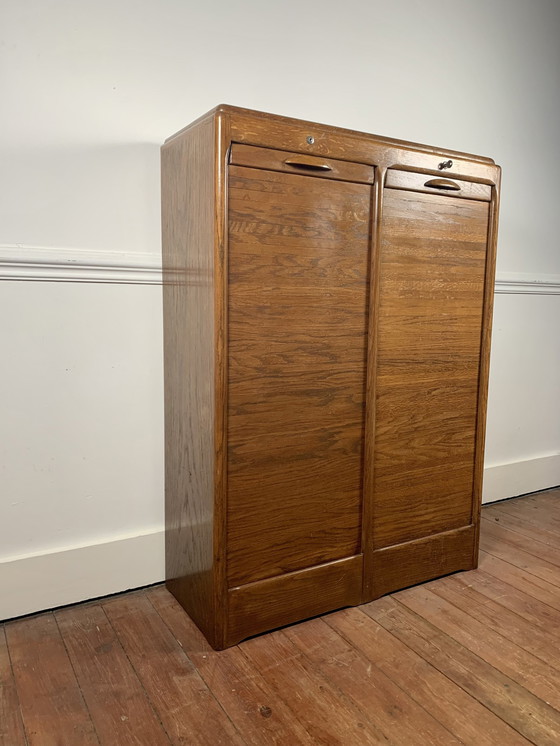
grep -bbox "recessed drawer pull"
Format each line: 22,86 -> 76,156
283,156 -> 333,172
424,178 -> 461,191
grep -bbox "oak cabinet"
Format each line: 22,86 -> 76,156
162,106 -> 500,649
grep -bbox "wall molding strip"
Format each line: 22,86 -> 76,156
494,273 -> 560,295
0,244 -> 560,295
1,246 -> 560,291
0,244 -> 162,284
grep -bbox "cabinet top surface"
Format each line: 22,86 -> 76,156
165,103 -> 497,169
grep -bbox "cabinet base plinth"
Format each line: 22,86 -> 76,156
370,525 -> 477,600
226,555 -> 363,647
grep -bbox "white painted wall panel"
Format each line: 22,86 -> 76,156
0,281 -> 164,560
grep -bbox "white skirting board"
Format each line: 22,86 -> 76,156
482,453 -> 560,504
0,529 -> 164,622
1,455 -> 559,623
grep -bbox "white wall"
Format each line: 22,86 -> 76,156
1,0 -> 559,618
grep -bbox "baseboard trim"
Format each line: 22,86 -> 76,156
482,454 -> 560,503
0,529 -> 165,621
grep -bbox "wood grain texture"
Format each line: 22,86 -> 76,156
371,525 -> 476,597
361,166 -> 386,601
479,549 -> 560,612
0,626 -> 26,746
102,593 -> 244,746
372,185 -> 490,549
148,585 -> 316,746
514,489 -> 560,513
54,603 -> 170,745
365,595 -> 560,746
480,521 -> 560,586
226,164 -> 371,586
483,504 -> 560,546
327,608 -> 530,746
230,143 -> 374,184
487,492 -> 560,535
239,629 -> 385,745
6,613 -> 98,745
397,585 -> 560,709
162,112 -> 223,646
445,567 -> 560,637
227,555 -> 363,647
285,617 -> 462,744
219,105 -> 499,183
482,518 -> 560,568
428,575 -> 560,671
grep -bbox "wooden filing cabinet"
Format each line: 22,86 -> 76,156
161,105 -> 500,649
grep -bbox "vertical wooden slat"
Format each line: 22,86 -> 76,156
212,109 -> 231,649
472,175 -> 501,562
361,165 -> 385,601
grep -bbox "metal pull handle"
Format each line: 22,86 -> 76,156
424,178 -> 461,191
283,156 -> 333,172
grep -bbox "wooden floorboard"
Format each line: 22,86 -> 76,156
54,603 -> 171,745
327,606 -> 530,745
6,613 -> 99,746
0,626 -> 27,746
101,592 -> 245,746
483,505 -> 560,546
148,585 -> 316,746
363,595 -> 560,745
2,488 -> 559,745
394,585 -> 560,711
284,616 -> 462,745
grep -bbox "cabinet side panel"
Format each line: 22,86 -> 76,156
162,117 -> 218,644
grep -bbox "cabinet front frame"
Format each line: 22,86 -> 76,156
195,107 -> 500,645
